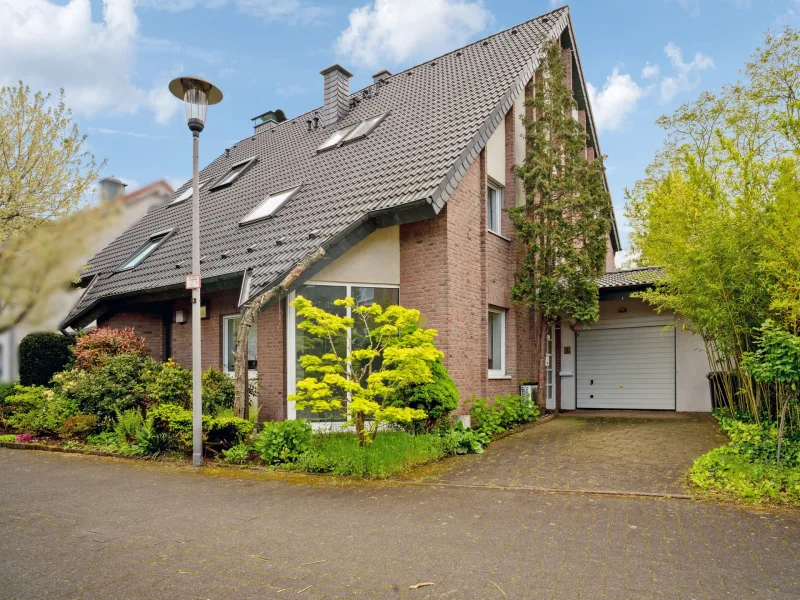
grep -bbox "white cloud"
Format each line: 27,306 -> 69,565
641,62 -> 660,79
659,42 -> 714,103
335,0 -> 493,69
668,0 -> 700,17
614,249 -> 639,269
587,68 -> 645,132
88,127 -> 160,139
0,0 -> 178,123
138,0 -> 328,24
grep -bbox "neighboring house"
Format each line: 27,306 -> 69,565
61,7 -> 711,419
0,179 -> 174,383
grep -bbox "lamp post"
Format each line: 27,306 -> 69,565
169,76 -> 223,467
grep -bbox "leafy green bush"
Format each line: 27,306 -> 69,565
253,419 -> 312,464
53,354 -> 159,424
114,409 -> 145,446
58,414 -> 98,439
202,368 -> 235,415
136,421 -> 173,458
714,408 -> 800,468
18,332 -> 73,386
294,431 -> 448,478
73,327 -> 148,371
149,403 -> 252,454
146,359 -> 191,407
440,423 -> 489,455
86,431 -> 118,450
469,395 -> 539,438
389,359 -> 459,432
2,385 -> 78,435
221,443 -> 252,464
0,433 -> 16,442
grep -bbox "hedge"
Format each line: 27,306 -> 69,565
18,332 -> 74,386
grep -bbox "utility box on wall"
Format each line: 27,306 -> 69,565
520,384 -> 538,405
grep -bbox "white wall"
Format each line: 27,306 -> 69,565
559,298 -> 712,412
513,93 -> 526,207
310,226 -> 399,285
486,119 -> 506,186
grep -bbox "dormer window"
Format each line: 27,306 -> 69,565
210,157 -> 257,190
239,186 -> 303,225
118,229 -> 173,271
170,179 -> 209,205
316,113 -> 388,152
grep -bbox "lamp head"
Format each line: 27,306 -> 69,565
169,76 -> 223,133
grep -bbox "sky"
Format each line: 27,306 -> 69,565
2,0 -> 799,266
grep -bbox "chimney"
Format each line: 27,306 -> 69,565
98,176 -> 127,203
320,64 -> 353,128
251,109 -> 287,133
372,69 -> 391,84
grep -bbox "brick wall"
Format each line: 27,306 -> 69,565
169,289 -> 240,371
257,300 -> 286,422
98,310 -> 165,362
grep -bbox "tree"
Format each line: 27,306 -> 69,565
742,320 -> 800,467
625,27 -> 800,421
509,41 -> 612,404
289,296 -> 438,446
0,83 -> 107,333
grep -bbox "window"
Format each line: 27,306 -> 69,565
222,316 -> 257,374
546,325 -> 554,405
171,179 -> 209,205
118,230 -> 171,271
316,113 -> 388,153
210,157 -> 256,190
288,283 -> 400,422
488,308 -> 506,377
342,113 -> 386,143
487,183 -> 503,234
239,186 -> 302,225
317,124 -> 358,152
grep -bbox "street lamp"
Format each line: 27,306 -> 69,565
169,76 -> 223,467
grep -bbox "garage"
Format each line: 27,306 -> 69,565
576,318 -> 676,410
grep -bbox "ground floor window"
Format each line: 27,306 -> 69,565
222,315 -> 257,374
546,325 -> 555,405
488,307 -> 506,378
287,283 -> 400,422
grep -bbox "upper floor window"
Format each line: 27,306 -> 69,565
118,230 -> 171,271
171,179 -> 209,205
210,157 -> 257,191
239,186 -> 302,225
487,182 -> 504,235
317,113 -> 388,152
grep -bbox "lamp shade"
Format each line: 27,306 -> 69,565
168,76 -> 223,132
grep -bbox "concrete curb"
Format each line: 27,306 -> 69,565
0,441 -> 145,460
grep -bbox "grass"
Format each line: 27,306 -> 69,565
292,431 -> 449,479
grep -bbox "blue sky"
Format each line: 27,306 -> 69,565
2,0 -> 799,264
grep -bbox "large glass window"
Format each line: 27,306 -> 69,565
488,308 -> 506,377
119,231 -> 170,271
291,283 -> 399,422
223,316 -> 257,374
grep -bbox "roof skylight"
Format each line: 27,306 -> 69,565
210,157 -> 257,190
239,186 -> 302,225
316,113 -> 388,152
171,179 -> 209,205
118,230 -> 172,271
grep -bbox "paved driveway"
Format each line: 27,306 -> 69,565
2,447 -> 800,600
416,413 -> 728,496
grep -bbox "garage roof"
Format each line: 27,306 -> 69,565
598,266 -> 665,290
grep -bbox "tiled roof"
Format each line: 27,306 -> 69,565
65,6 -> 597,328
598,266 -> 665,289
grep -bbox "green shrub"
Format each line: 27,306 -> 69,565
470,397 -> 504,437
469,395 -> 539,438
58,414 -> 98,439
0,433 -> 16,442
136,421 -> 173,458
253,420 -> 312,464
440,423 -> 489,455
54,354 -> 159,424
73,327 -> 148,371
18,332 -> 73,386
294,431 -> 448,478
86,431 -> 118,450
389,359 -> 459,432
0,382 -> 16,403
149,403 -> 253,454
114,409 -> 145,446
2,385 -> 78,435
221,443 -> 252,464
202,368 -> 235,415
147,359 -> 191,407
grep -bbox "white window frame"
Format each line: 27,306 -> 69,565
170,179 -> 209,205
286,281 -> 400,424
546,324 -> 555,406
117,229 -> 173,272
488,307 -> 507,379
487,181 -> 504,235
239,185 -> 302,225
210,157 -> 257,191
222,314 -> 258,379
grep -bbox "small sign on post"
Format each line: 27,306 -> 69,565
185,274 -> 201,290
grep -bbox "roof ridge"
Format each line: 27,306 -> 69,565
250,6 -> 570,141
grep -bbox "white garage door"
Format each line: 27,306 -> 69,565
576,325 -> 675,410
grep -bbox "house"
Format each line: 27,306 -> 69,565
0,179 -> 173,383
61,7 -> 711,420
